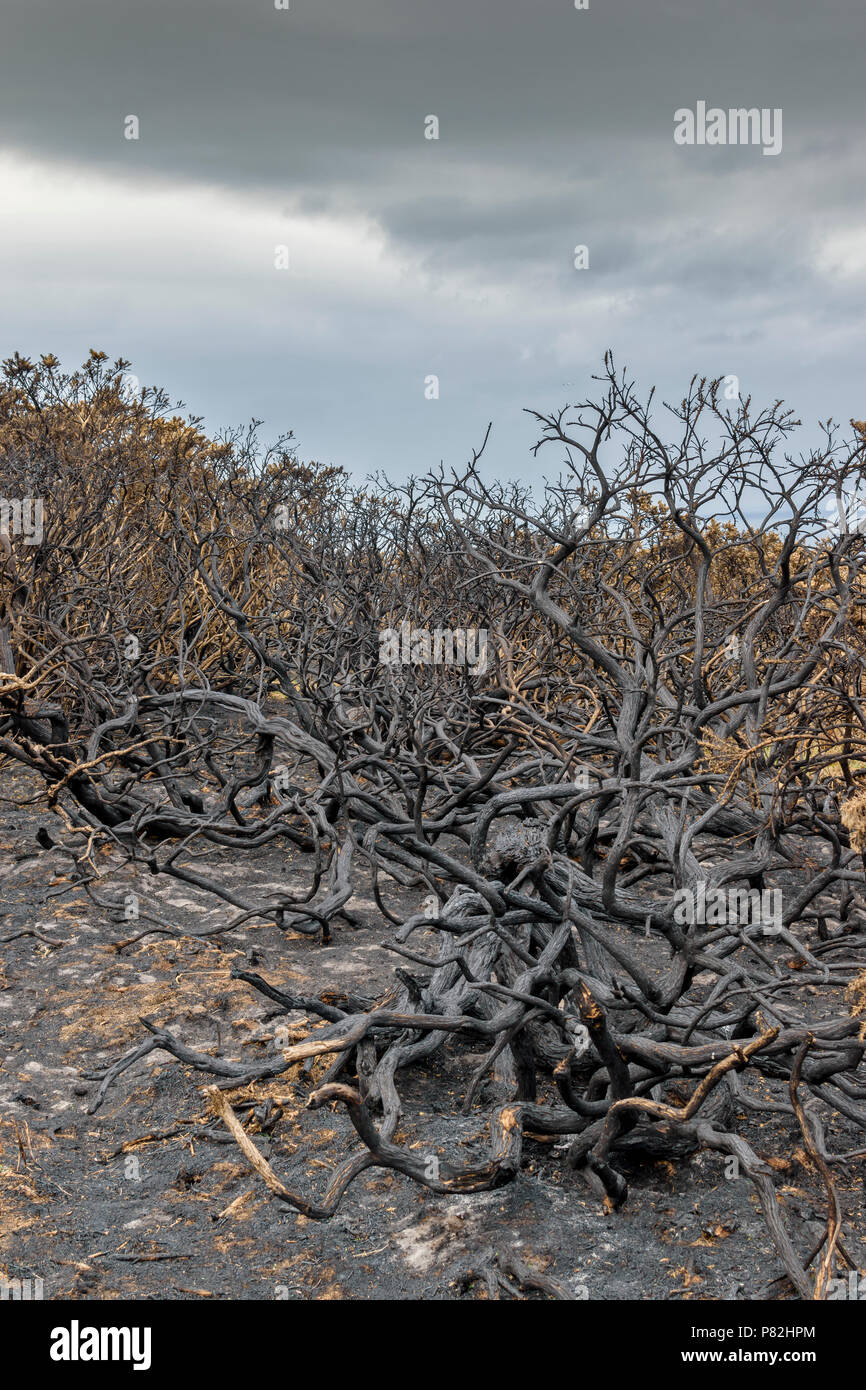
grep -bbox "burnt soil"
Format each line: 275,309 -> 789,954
1,764 -> 864,1301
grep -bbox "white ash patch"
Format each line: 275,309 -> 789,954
391,1194 -> 503,1272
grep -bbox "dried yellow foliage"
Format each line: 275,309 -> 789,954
841,790 -> 866,853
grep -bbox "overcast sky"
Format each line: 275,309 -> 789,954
1,0 -> 865,480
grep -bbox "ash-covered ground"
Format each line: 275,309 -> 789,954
1,765 -> 863,1301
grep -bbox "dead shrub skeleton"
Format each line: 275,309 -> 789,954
2,350 -> 866,1299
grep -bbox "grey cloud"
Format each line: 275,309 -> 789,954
1,0 -> 865,477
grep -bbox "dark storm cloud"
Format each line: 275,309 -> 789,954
1,0 -> 865,476
1,1 -> 860,201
